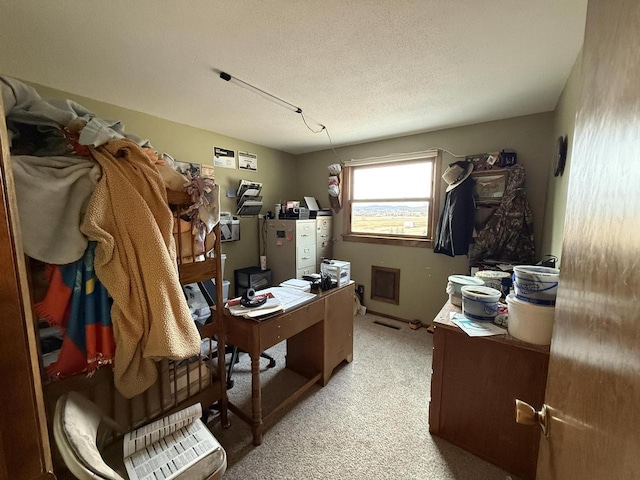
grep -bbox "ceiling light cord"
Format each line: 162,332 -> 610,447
323,127 -> 342,164
219,71 -> 302,113
300,111 -> 324,134
218,71 -> 342,161
218,72 -> 469,165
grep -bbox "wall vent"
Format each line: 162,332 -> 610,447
371,265 -> 400,305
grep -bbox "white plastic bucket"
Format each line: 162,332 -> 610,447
512,265 -> 559,306
446,275 -> 485,307
461,285 -> 501,322
506,293 -> 555,345
475,270 -> 510,291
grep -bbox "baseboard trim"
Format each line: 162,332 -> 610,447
367,310 -> 431,329
367,310 -> 410,324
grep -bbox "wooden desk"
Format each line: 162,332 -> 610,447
429,302 -> 549,480
224,282 -> 354,445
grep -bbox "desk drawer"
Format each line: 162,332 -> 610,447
296,220 -> 316,246
296,266 -> 315,278
260,299 -> 324,349
297,244 -> 316,268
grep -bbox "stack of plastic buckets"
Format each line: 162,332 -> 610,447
506,266 -> 560,345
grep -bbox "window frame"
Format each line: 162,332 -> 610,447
342,150 -> 442,248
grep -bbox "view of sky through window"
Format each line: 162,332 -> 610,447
351,161 -> 432,236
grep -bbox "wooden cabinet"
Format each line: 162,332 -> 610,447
429,302 -> 549,480
283,283 -> 354,387
322,283 -> 353,385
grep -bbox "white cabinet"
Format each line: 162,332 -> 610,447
266,218 -> 333,285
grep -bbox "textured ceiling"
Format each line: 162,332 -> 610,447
0,1 -> 587,155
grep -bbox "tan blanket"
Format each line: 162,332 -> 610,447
81,139 -> 200,398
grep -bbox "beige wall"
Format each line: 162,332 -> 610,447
295,113 -> 554,323
540,52 -> 583,267
28,82 -> 296,293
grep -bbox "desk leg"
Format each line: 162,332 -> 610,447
250,353 -> 263,446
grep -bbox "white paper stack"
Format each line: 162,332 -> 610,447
279,278 -> 312,292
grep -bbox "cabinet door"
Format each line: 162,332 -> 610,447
322,285 -> 354,385
429,326 -> 548,480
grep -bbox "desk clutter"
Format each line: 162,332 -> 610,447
446,264 -> 560,345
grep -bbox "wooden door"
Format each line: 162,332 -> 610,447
536,0 -> 640,478
0,94 -> 54,478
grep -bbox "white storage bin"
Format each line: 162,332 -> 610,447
213,279 -> 230,304
320,260 -> 351,286
506,293 -> 555,345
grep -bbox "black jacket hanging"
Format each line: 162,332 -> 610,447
434,176 -> 475,257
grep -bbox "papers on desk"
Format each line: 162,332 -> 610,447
226,291 -> 283,318
225,287 -> 316,320
279,278 -> 312,292
266,286 -> 316,310
450,313 -> 507,337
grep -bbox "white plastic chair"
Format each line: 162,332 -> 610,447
53,392 -> 227,480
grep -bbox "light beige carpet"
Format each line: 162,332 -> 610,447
210,313 -> 516,480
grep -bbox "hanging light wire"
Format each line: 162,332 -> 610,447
218,70 -> 342,162
219,71 -> 302,113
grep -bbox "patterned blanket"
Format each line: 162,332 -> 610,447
35,242 -> 114,379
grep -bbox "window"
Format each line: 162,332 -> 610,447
342,151 -> 441,247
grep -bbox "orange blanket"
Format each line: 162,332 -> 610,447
81,139 -> 200,398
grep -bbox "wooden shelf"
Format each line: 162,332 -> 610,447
166,189 -> 192,206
